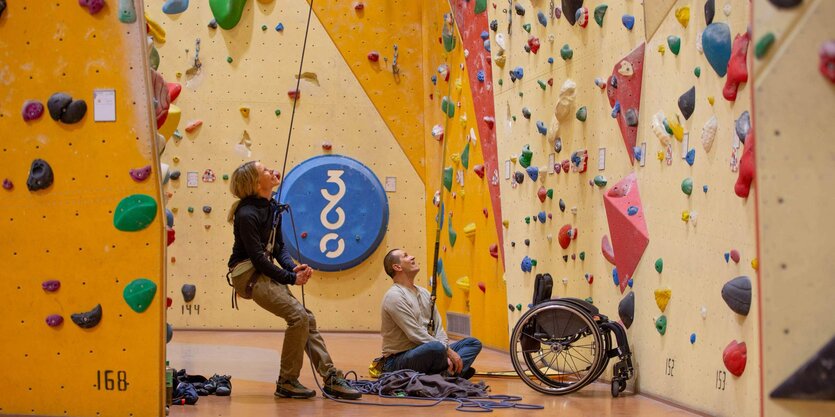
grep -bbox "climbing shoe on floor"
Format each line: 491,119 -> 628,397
323,375 -> 362,400
206,374 -> 231,396
462,367 -> 476,380
275,379 -> 315,399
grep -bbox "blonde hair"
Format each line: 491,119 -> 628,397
227,161 -> 260,223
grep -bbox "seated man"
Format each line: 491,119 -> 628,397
379,248 -> 482,379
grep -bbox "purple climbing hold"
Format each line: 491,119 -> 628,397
562,0 -> 584,25
2,179 -> 12,190
27,159 -> 55,191
130,165 -> 152,182
703,23 -> 733,77
42,280 -> 61,292
22,100 -> 45,121
46,314 -> 64,327
678,86 -> 696,120
79,0 -> 105,15
705,0 -> 715,25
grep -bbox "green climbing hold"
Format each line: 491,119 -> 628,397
474,0 -> 487,14
522,23 -> 531,33
594,4 -> 608,27
694,66 -> 701,77
668,35 -> 682,55
275,108 -> 281,116
681,177 -> 693,195
655,258 -> 664,273
579,251 -> 586,261
663,118 -> 673,135
755,32 -> 776,59
576,106 -> 588,122
537,80 -> 547,90
530,259 -> 538,266
227,56 -> 234,63
560,44 -> 574,60
498,79 -> 503,86
546,189 -> 554,199
123,278 -> 157,313
261,24 -> 268,31
461,143 -> 470,169
187,207 -> 195,213
149,46 -> 160,71
441,96 -> 455,118
114,194 -> 158,232
443,166 -> 453,191
655,315 -> 668,335
524,216 -> 531,224
516,303 -> 523,311
593,175 -> 607,187
584,297 -> 594,304
442,18 -> 456,52
519,145 -> 533,168
209,0 -> 248,30
222,174 -> 229,181
118,0 -> 138,23
448,218 -> 457,247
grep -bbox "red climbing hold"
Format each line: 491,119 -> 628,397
723,340 -> 747,377
167,227 -> 176,246
735,130 -> 755,198
483,116 -> 495,129
603,174 -> 649,293
473,164 -> 485,178
730,249 -> 740,263
489,243 -> 499,258
322,142 -> 333,151
368,51 -> 380,62
354,2 -> 364,11
537,186 -> 547,203
601,235 -> 616,264
301,232 -> 308,238
528,36 -> 541,54
558,224 -> 573,249
820,40 -> 835,84
288,89 -> 301,100
167,82 -> 182,102
723,32 -> 750,102
478,282 -> 486,293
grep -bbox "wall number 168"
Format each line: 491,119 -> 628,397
95,370 -> 129,391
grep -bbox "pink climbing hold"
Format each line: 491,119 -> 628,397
79,0 -> 105,15
601,235 -> 616,265
130,165 -> 152,182
528,36 -> 541,54
2,179 -> 12,190
478,282 -> 486,293
735,130 -> 755,198
723,340 -> 747,377
723,31 -> 750,102
489,243 -> 499,258
608,44 -> 646,165
22,100 -> 45,121
473,164 -> 485,179
603,173 -> 649,293
730,249 -> 740,263
820,40 -> 835,83
167,82 -> 182,102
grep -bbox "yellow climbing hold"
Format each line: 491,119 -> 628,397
456,276 -> 470,292
455,78 -> 463,93
502,219 -> 510,228
751,258 -> 759,270
658,45 -> 666,55
450,153 -> 461,165
708,96 -> 715,106
670,117 -> 684,141
655,288 -> 672,312
675,6 -> 690,28
657,151 -> 665,161
463,223 -> 476,238
145,13 -> 166,43
510,155 -> 518,164
239,106 -> 250,118
682,210 -> 690,222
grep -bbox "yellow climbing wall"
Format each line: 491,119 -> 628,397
0,1 -> 165,417
145,0 -> 426,332
489,0 -> 759,415
755,0 -> 835,416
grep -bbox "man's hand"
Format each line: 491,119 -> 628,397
293,264 -> 312,286
447,348 -> 463,375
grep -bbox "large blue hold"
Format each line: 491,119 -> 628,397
622,15 -> 635,30
162,0 -> 189,14
521,256 -> 533,272
537,211 -> 547,223
703,22 -> 732,77
537,11 -> 548,27
685,149 -> 696,166
526,166 -> 539,181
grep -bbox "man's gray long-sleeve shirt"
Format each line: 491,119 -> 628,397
381,283 -> 449,356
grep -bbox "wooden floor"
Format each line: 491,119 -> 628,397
166,331 -> 704,417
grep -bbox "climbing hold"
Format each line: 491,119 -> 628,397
162,0 -> 189,14
655,315 -> 667,335
735,131 -> 755,198
47,93 -> 87,124
653,258 -> 663,273
594,4 -> 608,27
27,159 -> 55,192
562,0 -> 583,25
579,251 -> 585,261
2,179 -> 12,190
526,166 -> 539,182
113,194 -> 158,232
675,6 -> 690,28
322,142 -> 333,151
519,145 -> 533,168
165,209 -> 174,228
678,87 -> 696,120
517,303 -> 523,311
560,44 -> 573,60
129,165 -> 152,182
601,235 -> 616,265
603,174 -> 649,293
42,280 -> 61,292
185,119 -> 203,133
169,171 -> 181,180
124,278 -> 157,313
209,0 -> 247,30
625,109 -> 638,127
703,0 -> 716,25
489,243 -> 498,258
490,19 -> 498,32
522,23 -> 532,34
182,284 -> 197,303
536,121 -> 547,136
685,149 -> 696,166
767,0 -> 802,8
508,304 -> 515,312
730,249 -> 740,263
118,0 -> 137,23
208,19 -> 218,29
202,205 -> 212,214
819,40 -> 835,83
755,33 -> 775,59
668,36 -> 682,56
514,2 -> 525,15
608,44 -> 645,164
537,211 -> 547,224
770,335 -> 835,400
655,288 -> 672,312
703,23 -> 733,77
367,51 -> 380,62
537,187 -> 548,203
575,7 -> 588,28
612,268 -> 619,286
21,100 -> 45,121
71,304 -> 103,329
462,223 -> 476,240
570,150 -> 588,173
681,178 -> 693,196
46,314 -> 64,327
622,15 -> 635,30
576,106 -> 587,122
627,206 -> 638,216
520,107 -> 531,119
721,276 -> 752,316
702,115 -> 718,152
593,175 -> 607,188
554,138 -> 563,154
455,276 -> 470,293
558,224 -> 573,249
559,199 -> 566,212
651,112 -> 672,146
448,218 -> 457,247
521,256 -> 532,272
523,239 -> 530,247
723,340 -> 747,377
694,66 -> 701,78
441,96 -> 455,118
618,292 -> 635,329
274,22 -> 284,32
724,32 -> 751,102
514,171 -> 524,184
752,258 -> 758,270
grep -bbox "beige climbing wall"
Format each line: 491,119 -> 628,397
755,0 -> 835,416
489,0 -> 759,415
144,0 -> 425,331
0,1 -> 166,416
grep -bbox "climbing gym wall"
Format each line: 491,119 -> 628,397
0,1 -> 166,417
489,0 -> 758,415
755,0 -> 835,416
145,0 -> 427,331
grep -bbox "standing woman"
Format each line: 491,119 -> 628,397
226,161 -> 361,400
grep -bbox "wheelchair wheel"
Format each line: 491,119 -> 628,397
510,301 -> 605,395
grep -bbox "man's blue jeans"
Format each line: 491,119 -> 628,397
382,337 -> 482,376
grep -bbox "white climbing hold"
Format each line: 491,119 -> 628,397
701,115 -> 718,152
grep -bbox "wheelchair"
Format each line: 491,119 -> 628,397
510,273 -> 634,397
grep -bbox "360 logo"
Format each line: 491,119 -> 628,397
278,155 -> 389,271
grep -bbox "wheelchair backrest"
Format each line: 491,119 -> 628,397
532,273 -> 553,306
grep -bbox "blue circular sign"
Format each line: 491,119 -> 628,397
277,155 -> 389,272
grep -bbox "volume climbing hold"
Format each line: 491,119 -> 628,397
21,100 -> 45,121
71,304 -> 103,329
722,276 -> 752,316
618,292 -> 635,329
562,0 -> 583,25
703,23 -> 732,77
124,278 -> 157,313
655,315 -> 667,335
682,177 -> 693,195
678,87 -> 696,120
27,159 -> 54,191
209,0 -> 248,30
622,15 -> 635,30
723,340 -> 747,376
113,194 -> 158,232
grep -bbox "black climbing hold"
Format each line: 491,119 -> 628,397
625,109 -> 639,127
562,0 -> 584,25
0,0 -> 6,18
182,284 -> 197,302
514,171 -> 525,184
562,255 -> 568,262
62,99 -> 87,124
768,0 -> 802,8
721,276 -> 751,316
71,304 -> 103,329
170,170 -> 182,180
618,292 -> 635,329
514,3 -> 525,16
524,239 -> 530,246
490,19 -> 498,32
736,111 -> 750,144
705,0 -> 715,25
202,205 -> 212,214
609,75 -> 618,89
167,323 -> 174,343
208,18 -> 218,29
47,93 -> 73,121
27,159 -> 55,191
511,241 -> 516,248
678,86 -> 696,120
554,138 -> 562,153
770,335 -> 835,400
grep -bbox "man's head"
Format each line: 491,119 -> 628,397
383,248 -> 420,279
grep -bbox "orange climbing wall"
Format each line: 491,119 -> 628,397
755,1 -> 835,416
489,0 -> 759,414
0,1 -> 166,417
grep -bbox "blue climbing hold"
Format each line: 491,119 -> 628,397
483,40 -> 491,52
628,277 -> 633,288
431,75 -> 437,85
165,208 -> 174,228
703,22 -> 732,77
685,149 -> 696,166
611,101 -> 621,118
622,15 -> 635,30
162,0 -> 189,14
511,67 -> 524,81
690,333 -> 697,344
275,22 -> 284,32
538,11 -> 548,27
724,252 -> 730,263
627,206 -> 639,216
536,121 -> 547,135
477,70 -> 485,82
480,31 -> 489,40
703,185 -> 709,193
633,146 -> 643,162
547,57 -> 554,64
521,256 -> 533,272
537,211 -> 547,223
526,166 -> 539,181
613,268 -> 620,286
